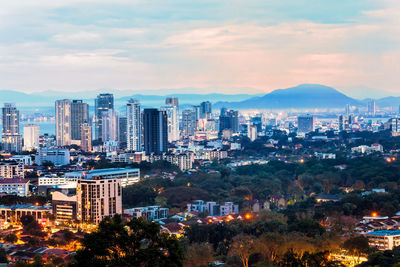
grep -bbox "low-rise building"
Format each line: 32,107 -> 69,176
65,168 -> 140,187
364,230 -> 400,250
187,200 -> 239,216
52,191 -> 77,223
124,206 -> 168,221
0,178 -> 29,197
0,204 -> 51,223
35,148 -> 70,166
0,161 -> 24,179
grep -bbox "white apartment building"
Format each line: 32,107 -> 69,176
23,124 -> 40,150
0,178 -> 29,197
126,99 -> 142,151
65,168 -> 140,187
365,230 -> 400,250
35,148 -> 70,166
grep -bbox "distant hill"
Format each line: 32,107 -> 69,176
214,84 -> 362,110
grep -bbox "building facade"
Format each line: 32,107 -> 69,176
143,109 -> 168,155
126,99 -> 142,151
23,124 -> 40,151
2,103 -> 22,152
94,93 -> 114,141
55,99 -> 71,146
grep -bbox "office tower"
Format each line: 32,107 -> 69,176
119,117 -> 127,149
338,115 -> 345,131
252,116 -> 262,132
101,109 -> 119,143
126,99 -> 142,151
367,100 -> 376,116
23,124 -> 40,151
94,94 -> 114,141
70,100 -> 89,141
248,125 -> 257,141
143,109 -> 167,155
80,123 -> 92,152
55,99 -> 71,146
200,101 -> 212,119
182,109 -> 196,137
165,97 -> 179,107
77,177 -> 122,224
345,104 -> 350,116
219,109 -> 239,134
193,105 -> 201,122
161,105 -> 179,142
297,115 -> 315,133
2,103 -> 22,152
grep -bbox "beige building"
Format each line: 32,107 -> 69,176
0,162 -> 24,179
77,177 -> 122,224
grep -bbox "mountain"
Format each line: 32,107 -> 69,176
214,84 -> 362,110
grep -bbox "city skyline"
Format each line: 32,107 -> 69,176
1,1 -> 400,98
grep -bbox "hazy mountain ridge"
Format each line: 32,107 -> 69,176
214,84 -> 363,110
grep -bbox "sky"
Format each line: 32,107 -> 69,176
1,0 -> 400,97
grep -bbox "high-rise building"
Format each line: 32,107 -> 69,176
345,104 -> 350,116
200,101 -> 212,119
119,117 -> 128,149
23,124 -> 40,151
70,100 -> 89,141
55,99 -> 71,146
297,115 -> 315,134
193,105 -> 201,122
252,116 -> 262,132
143,109 -> 168,155
101,109 -> 119,143
165,97 -> 179,107
182,109 -> 196,137
126,99 -> 142,151
368,100 -> 376,116
2,103 -> 22,152
80,123 -> 92,152
161,105 -> 179,142
219,109 -> 239,134
248,125 -> 257,141
94,94 -> 114,141
77,177 -> 122,224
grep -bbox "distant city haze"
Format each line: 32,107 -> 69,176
1,1 -> 400,98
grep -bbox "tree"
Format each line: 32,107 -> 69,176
343,235 -> 369,260
184,243 -> 214,267
229,234 -> 259,267
73,215 -> 184,267
4,233 -> 18,243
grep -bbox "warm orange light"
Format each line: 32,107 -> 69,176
372,212 -> 378,217
208,218 -> 213,223
35,202 -> 39,206
392,157 -> 396,161
299,159 -> 305,163
386,158 -> 392,163
245,213 -> 252,220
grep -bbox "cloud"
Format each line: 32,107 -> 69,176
0,0 -> 399,95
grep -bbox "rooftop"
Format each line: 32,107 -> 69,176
364,230 -> 400,236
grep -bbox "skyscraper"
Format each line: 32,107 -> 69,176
70,100 -> 89,141
345,104 -> 350,116
80,123 -> 92,152
119,117 -> 128,149
23,124 -> 40,151
126,99 -> 142,151
143,109 -> 167,155
161,105 -> 179,142
200,101 -> 212,119
2,103 -> 22,152
55,99 -> 71,146
297,115 -> 315,134
367,100 -> 376,116
182,109 -> 196,137
94,94 -> 114,141
165,97 -> 179,107
219,109 -> 239,134
101,109 -> 119,143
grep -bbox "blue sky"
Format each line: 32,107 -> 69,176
0,0 -> 399,97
